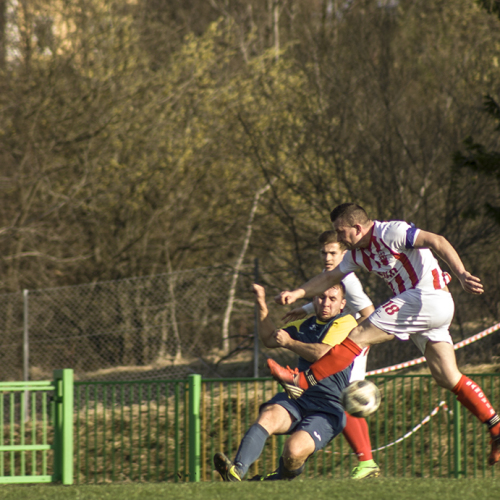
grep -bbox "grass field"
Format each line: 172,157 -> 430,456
1,478 -> 500,500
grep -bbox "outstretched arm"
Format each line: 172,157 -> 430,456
414,230 -> 483,295
252,284 -> 281,348
274,266 -> 346,306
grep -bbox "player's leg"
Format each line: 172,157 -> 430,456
280,430 -> 315,476
343,413 -> 380,479
260,411 -> 343,481
214,399 -> 295,481
252,431 -> 314,481
343,351 -> 380,479
425,340 -> 500,465
268,320 -> 394,392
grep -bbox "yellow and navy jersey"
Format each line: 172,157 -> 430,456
283,313 -> 357,372
282,313 -> 357,415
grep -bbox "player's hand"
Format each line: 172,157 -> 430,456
281,307 -> 307,323
273,329 -> 293,348
274,289 -> 304,306
460,272 -> 484,295
251,283 -> 266,300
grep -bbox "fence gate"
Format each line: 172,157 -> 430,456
0,369 -> 73,485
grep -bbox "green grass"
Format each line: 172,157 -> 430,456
1,478 -> 500,500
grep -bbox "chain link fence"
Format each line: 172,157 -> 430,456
3,264 -> 496,384
0,265 -> 282,382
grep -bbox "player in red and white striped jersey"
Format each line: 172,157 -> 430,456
270,203 -> 500,466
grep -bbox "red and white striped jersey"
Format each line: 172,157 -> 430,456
338,220 -> 451,296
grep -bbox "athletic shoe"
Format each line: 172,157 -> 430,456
350,461 -> 380,479
262,470 -> 281,481
248,474 -> 263,481
248,469 -> 281,481
488,434 -> 500,466
214,452 -> 242,482
267,359 -> 304,399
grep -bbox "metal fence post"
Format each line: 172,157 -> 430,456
188,374 -> 201,482
253,258 -> 259,378
453,396 -> 461,478
23,290 -> 29,420
53,369 -> 74,485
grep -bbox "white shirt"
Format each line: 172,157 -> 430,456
339,220 -> 450,296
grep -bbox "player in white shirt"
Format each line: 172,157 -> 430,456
270,203 -> 500,466
281,231 -> 378,479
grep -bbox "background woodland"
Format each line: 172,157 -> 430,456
1,0 -> 500,371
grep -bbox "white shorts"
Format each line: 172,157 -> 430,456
368,288 -> 455,354
349,347 -> 369,382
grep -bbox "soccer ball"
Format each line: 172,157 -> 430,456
341,380 -> 381,418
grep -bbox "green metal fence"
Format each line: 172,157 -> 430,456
0,369 -> 74,485
74,377 -> 191,483
74,373 -> 500,483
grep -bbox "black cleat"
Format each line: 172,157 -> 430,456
214,452 -> 242,482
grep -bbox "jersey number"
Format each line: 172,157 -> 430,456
383,300 -> 400,315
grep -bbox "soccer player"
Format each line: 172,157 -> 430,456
269,203 -> 500,465
214,282 -> 355,481
282,230 -> 379,479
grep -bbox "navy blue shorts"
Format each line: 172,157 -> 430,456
261,393 -> 346,452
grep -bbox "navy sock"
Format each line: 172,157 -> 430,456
234,423 -> 269,478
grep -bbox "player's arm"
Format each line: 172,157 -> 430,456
252,284 -> 281,348
279,314 -> 358,362
413,230 -> 483,295
273,329 -> 331,362
356,304 -> 375,324
281,302 -> 313,323
274,266 -> 346,306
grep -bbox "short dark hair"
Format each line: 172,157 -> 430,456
319,282 -> 346,299
318,230 -> 347,252
330,203 -> 370,226
335,282 -> 346,298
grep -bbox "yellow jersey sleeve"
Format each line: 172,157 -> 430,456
322,315 -> 357,347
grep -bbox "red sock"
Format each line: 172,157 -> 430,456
343,412 -> 373,461
452,375 -> 499,435
297,338 -> 362,389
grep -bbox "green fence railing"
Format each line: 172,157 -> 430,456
74,373 -> 500,484
74,377 -> 191,484
0,369 -> 74,485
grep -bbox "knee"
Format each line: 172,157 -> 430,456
283,438 -> 312,469
282,447 -> 304,471
256,405 -> 281,434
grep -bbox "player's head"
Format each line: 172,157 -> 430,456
329,203 -> 371,249
318,231 -> 347,271
313,283 -> 346,321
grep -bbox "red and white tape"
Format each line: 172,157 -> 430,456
366,321 -> 500,376
371,401 -> 448,452
325,401 -> 449,455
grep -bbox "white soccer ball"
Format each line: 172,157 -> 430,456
341,380 -> 381,418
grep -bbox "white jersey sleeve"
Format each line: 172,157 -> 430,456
338,251 -> 358,274
380,220 -> 421,251
303,302 -> 315,315
341,272 -> 373,315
